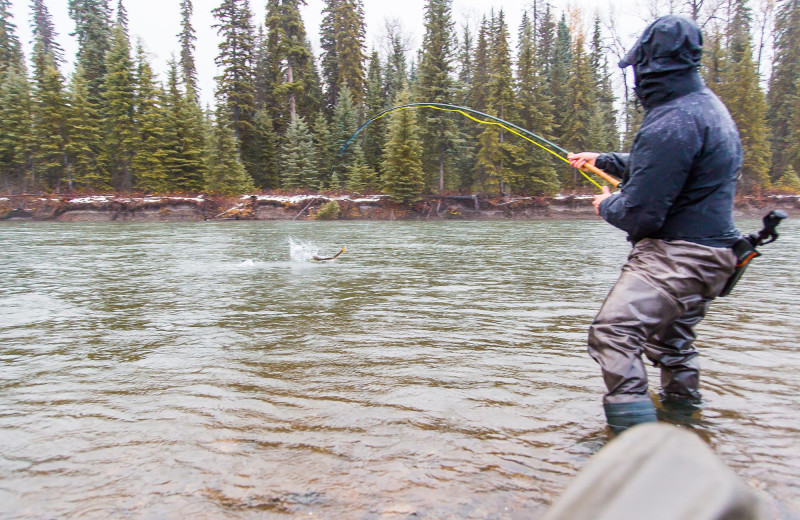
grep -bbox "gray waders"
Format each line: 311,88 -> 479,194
588,239 -> 736,434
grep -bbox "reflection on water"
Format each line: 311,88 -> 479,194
0,220 -> 798,519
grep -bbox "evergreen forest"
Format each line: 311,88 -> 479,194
1,0 -> 799,202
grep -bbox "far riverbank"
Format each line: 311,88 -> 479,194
1,192 -> 798,222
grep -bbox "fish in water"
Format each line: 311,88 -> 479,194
313,247 -> 346,262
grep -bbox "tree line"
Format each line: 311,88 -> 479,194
1,0 -> 798,202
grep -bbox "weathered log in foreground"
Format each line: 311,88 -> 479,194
1,193 -> 798,222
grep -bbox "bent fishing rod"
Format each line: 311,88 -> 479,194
338,102 -> 622,190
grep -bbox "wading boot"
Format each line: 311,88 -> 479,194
603,401 -> 657,435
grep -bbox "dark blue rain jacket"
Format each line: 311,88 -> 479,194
596,15 -> 743,247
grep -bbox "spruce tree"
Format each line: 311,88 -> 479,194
382,88 -> 425,204
550,14 -> 571,141
280,115 -> 316,189
212,0 -> 257,176
249,108 -> 278,189
416,0 -> 459,194
383,24 -> 408,105
471,16 -> 490,111
101,24 -> 136,191
588,15 -> 619,153
68,0 -> 113,101
132,46 -> 169,193
515,11 -> 559,195
560,31 -> 595,188
312,111 -> 336,189
331,85 -> 358,188
0,0 -> 25,75
31,45 -> 69,192
205,110 -> 255,194
320,0 -> 366,108
0,67 -> 32,192
30,0 -> 64,65
767,0 -> 800,184
265,0 -> 317,134
456,22 -> 473,105
363,50 -> 384,173
178,0 -> 198,96
715,0 -> 771,194
66,67 -> 106,190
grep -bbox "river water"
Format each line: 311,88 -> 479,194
1,219 -> 798,519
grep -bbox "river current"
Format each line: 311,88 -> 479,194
1,219 -> 798,519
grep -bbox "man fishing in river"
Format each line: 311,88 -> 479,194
567,15 -> 743,434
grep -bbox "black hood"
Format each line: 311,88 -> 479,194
620,15 -> 705,109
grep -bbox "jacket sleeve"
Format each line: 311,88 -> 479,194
595,153 -> 629,178
598,109 -> 700,241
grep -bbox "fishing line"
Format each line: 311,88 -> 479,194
339,102 -> 608,190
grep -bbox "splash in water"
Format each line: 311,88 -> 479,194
288,237 -> 320,262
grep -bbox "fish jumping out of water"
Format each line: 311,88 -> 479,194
313,247 -> 346,262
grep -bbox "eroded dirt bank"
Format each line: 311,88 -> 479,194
1,192 -> 798,222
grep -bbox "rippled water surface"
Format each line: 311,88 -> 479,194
1,220 -> 798,519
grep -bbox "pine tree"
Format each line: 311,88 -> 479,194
767,0 -> 800,184
68,0 -> 113,101
249,108 -> 278,189
66,67 -> 106,190
102,24 -> 136,191
471,16 -> 490,111
280,115 -> 316,189
312,111 -> 336,189
178,0 -> 198,96
715,0 -> 771,194
455,22 -> 473,105
382,88 -> 425,204
265,0 -> 317,133
212,0 -> 257,176
560,31 -> 595,188
30,0 -> 64,65
320,0 -> 366,108
0,67 -> 33,192
588,15 -> 619,153
515,11 -> 558,195
31,44 -> 69,192
416,0 -> 460,194
205,112 -> 255,194
331,85 -> 359,187
774,164 -> 800,192
0,0 -> 25,75
132,45 -> 169,193
363,50 -> 384,173
383,24 -> 407,105
550,14 -> 571,141
115,0 -> 128,30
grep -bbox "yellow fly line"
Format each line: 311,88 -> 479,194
366,104 -> 606,190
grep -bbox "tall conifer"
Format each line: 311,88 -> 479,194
320,0 -> 366,108
178,0 -> 198,96
767,0 -> 800,183
382,88 -> 424,204
68,0 -> 113,100
515,11 -> 558,195
417,0 -> 459,193
715,0 -> 771,193
212,0 -> 257,177
0,67 -> 32,191
102,24 -> 136,191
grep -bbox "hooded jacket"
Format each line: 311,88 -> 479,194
595,15 -> 742,247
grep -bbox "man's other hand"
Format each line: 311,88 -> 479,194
593,186 -> 613,216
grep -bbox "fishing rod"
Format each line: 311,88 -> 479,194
338,102 -> 621,189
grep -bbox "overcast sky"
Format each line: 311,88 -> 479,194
8,0 -> 646,106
